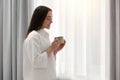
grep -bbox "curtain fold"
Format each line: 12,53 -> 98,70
0,0 -> 3,80
0,0 -> 33,80
110,0 -> 120,80
110,0 -> 116,80
116,1 -> 120,80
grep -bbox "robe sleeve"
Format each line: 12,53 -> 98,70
26,36 -> 48,69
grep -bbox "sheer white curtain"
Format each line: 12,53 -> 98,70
33,0 -> 110,80
56,0 -> 110,80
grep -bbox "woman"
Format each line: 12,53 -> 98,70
23,6 -> 66,80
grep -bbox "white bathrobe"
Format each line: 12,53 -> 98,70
23,29 -> 56,80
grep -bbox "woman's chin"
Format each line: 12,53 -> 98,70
45,27 -> 50,29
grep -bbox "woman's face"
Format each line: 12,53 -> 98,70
42,11 -> 53,29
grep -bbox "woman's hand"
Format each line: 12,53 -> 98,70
46,38 -> 60,56
51,39 -> 61,50
54,39 -> 66,56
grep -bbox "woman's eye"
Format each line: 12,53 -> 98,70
46,16 -> 52,21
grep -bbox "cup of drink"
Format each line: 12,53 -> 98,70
56,36 -> 64,43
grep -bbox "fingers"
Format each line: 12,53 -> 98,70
51,40 -> 60,50
60,40 -> 66,45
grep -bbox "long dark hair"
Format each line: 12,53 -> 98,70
26,6 -> 52,37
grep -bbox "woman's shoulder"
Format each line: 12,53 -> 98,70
25,30 -> 40,41
23,31 -> 40,47
29,30 -> 39,37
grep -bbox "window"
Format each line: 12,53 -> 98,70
33,0 -> 110,80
